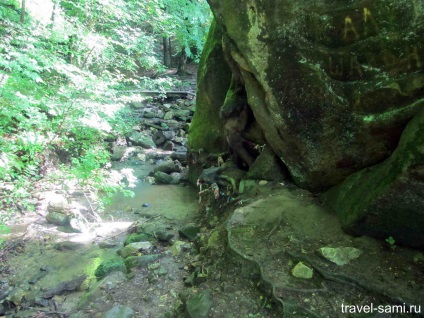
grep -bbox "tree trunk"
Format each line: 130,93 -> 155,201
50,2 -> 57,28
163,36 -> 171,67
20,0 -> 26,24
177,48 -> 188,75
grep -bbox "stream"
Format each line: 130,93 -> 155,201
1,80 -> 423,318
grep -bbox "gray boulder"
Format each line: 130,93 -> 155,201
46,212 -> 69,226
154,162 -> 180,174
128,132 -> 155,149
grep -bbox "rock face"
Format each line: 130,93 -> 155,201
323,108 -> 424,248
187,20 -> 231,154
190,2 -> 424,247
201,1 -> 424,189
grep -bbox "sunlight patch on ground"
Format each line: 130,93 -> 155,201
69,221 -> 133,244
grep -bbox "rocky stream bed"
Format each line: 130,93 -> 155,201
0,77 -> 423,318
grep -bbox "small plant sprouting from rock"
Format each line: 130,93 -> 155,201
385,236 -> 396,250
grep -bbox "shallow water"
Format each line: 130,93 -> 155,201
106,182 -> 200,222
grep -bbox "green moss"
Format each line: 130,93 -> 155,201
187,19 -> 231,153
94,259 -> 125,279
124,233 -> 151,246
323,107 -> 424,243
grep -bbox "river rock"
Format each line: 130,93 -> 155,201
170,172 -> 183,183
118,242 -> 153,258
154,162 -> 180,174
186,290 -> 213,318
111,145 -> 127,161
156,229 -> 175,242
69,217 -> 88,233
102,305 -> 135,318
46,212 -> 70,226
170,146 -> 188,163
153,131 -> 175,146
169,240 -> 191,256
291,262 -> 313,279
164,111 -> 174,120
95,259 -> 126,278
47,194 -> 69,213
127,132 -> 155,149
318,247 -> 362,266
162,140 -> 174,151
154,171 -> 179,185
174,109 -> 191,121
99,239 -> 118,248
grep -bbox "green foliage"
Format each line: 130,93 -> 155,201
0,0 -> 210,218
160,0 -> 211,61
0,223 -> 11,247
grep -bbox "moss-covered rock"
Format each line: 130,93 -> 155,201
187,19 -> 231,154
124,254 -> 161,271
205,0 -> 424,189
246,146 -> 287,181
124,233 -> 151,246
187,19 -> 232,184
186,290 -> 213,318
322,108 -> 424,248
94,259 -> 126,279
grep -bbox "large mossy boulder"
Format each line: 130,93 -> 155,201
187,19 -> 231,154
205,0 -> 424,190
187,19 -> 232,184
322,108 -> 424,248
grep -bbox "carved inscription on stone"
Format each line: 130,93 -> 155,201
325,7 -> 423,81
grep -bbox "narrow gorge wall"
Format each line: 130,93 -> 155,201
189,1 -> 424,247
